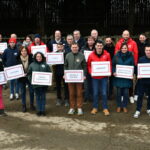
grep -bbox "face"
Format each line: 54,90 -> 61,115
9,42 -> 16,48
87,38 -> 95,46
91,30 -> 98,39
71,44 -> 79,53
121,45 -> 128,53
57,45 -> 64,51
55,31 -> 61,40
34,38 -> 40,45
95,43 -> 103,54
122,31 -> 130,40
26,37 -> 31,43
145,47 -> 150,58
139,35 -> 146,43
67,36 -> 73,45
21,48 -> 28,57
11,34 -> 17,39
36,53 -> 42,62
73,31 -> 80,40
105,38 -> 112,45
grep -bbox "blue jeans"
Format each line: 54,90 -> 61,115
19,80 -> 34,105
92,77 -> 108,109
10,79 -> 19,94
136,84 -> 150,111
35,87 -> 47,112
116,88 -> 129,108
84,73 -> 93,101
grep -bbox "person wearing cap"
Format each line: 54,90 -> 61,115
10,33 -> 22,50
2,38 -> 19,100
28,34 -> 48,54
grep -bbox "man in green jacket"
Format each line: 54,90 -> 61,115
64,43 -> 87,115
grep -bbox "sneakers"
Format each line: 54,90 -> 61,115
64,101 -> 69,107
146,109 -> 150,116
91,108 -> 98,115
130,96 -> 134,103
77,108 -> 83,116
134,95 -> 138,102
22,105 -> 27,113
9,94 -> 14,100
56,99 -> 62,106
103,109 -> 110,116
15,93 -> 19,100
133,111 -> 140,118
68,108 -> 75,115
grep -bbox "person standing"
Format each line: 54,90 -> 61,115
2,38 -> 19,100
113,43 -> 134,113
88,41 -> 111,116
115,30 -> 138,103
133,45 -> 150,118
28,52 -> 51,116
64,43 -> 86,115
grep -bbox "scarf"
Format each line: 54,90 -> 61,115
20,55 -> 29,73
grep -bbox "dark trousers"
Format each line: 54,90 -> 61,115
19,80 -> 34,105
55,74 -> 69,100
35,87 -> 47,112
116,87 -> 129,108
136,84 -> 150,111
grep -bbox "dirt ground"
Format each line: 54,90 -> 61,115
0,88 -> 150,150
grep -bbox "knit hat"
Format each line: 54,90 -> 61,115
34,34 -> 41,39
9,38 -> 17,44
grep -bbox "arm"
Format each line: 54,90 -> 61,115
82,55 -> 87,76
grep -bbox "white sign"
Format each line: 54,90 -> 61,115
0,42 -> 7,53
4,65 -> 25,80
64,70 -> 84,83
0,72 -> 7,85
31,45 -> 47,56
91,61 -> 111,76
138,63 -> 150,78
46,52 -> 64,65
53,44 -> 57,52
32,72 -> 52,86
116,65 -> 134,79
84,50 -> 92,62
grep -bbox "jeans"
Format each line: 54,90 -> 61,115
55,74 -> 69,100
136,84 -> 150,111
108,76 -> 114,96
19,80 -> 34,105
92,77 -> 108,109
84,73 -> 93,101
10,79 -> 19,94
35,87 -> 47,112
116,88 -> 129,108
134,79 -> 140,95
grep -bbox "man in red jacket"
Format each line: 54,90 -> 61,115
115,30 -> 138,103
88,41 -> 111,116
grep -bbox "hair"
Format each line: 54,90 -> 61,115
34,52 -> 46,62
71,42 -> 79,47
18,46 -> 29,56
120,42 -> 128,50
145,44 -> 150,48
25,35 -> 32,41
73,30 -> 80,34
95,40 -> 104,46
57,42 -> 64,46
87,36 -> 95,41
66,34 -> 73,39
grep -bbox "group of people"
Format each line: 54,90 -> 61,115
0,29 -> 149,119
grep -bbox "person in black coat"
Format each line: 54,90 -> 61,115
17,46 -> 35,112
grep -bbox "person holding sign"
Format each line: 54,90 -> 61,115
2,38 -> 19,100
17,46 -> 35,113
0,58 -> 7,116
81,36 -> 95,103
54,43 -> 69,106
64,43 -> 87,115
28,52 -> 51,116
113,43 -> 134,113
28,34 -> 48,54
88,41 -> 111,116
134,45 -> 150,118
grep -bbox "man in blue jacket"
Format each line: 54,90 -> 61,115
134,44 -> 150,118
2,38 -> 19,100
